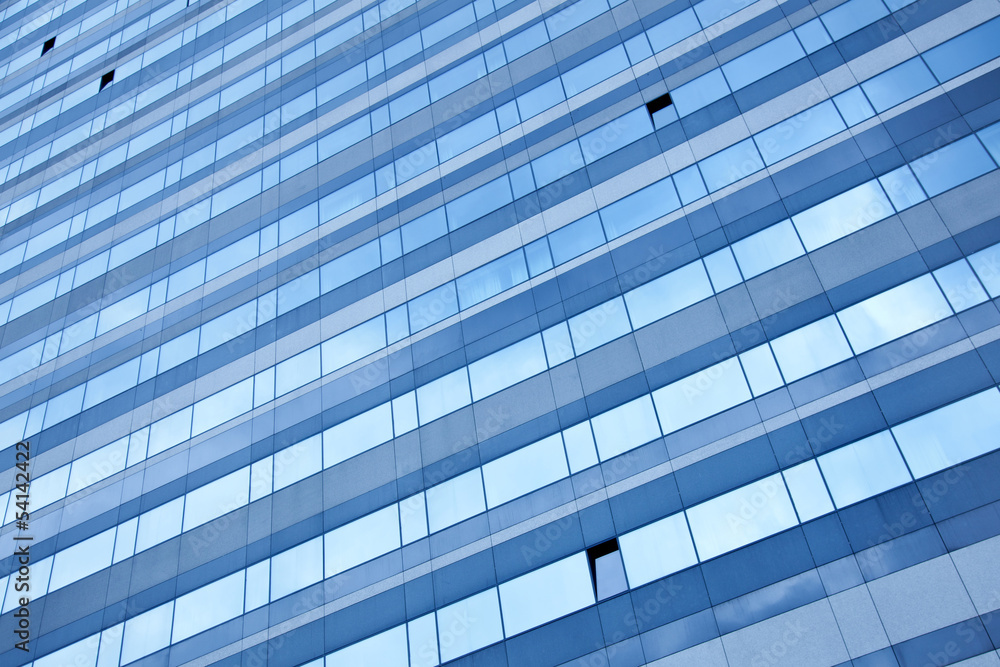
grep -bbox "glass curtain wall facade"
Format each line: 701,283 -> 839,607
1,0 -> 1000,663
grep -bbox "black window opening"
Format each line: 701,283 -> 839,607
99,70 -> 115,91
645,92 -> 676,129
587,538 -> 628,601
41,37 -> 55,56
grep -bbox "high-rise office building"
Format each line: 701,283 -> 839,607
2,0 -> 1000,664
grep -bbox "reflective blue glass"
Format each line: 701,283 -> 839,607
860,58 -> 937,113
912,135 -> 996,196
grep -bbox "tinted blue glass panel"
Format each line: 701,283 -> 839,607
533,142 -> 584,187
755,100 -> 845,165
599,178 -> 679,239
923,16 -> 1000,82
672,69 -> 730,117
731,220 -> 804,279
562,45 -> 629,97
694,0 -> 754,26
794,18 -> 831,54
456,251 -> 528,308
517,78 -> 565,120
860,58 -> 937,113
446,176 -> 513,229
912,135 -> 995,197
580,107 -> 652,164
549,213 -> 604,265
722,32 -> 805,91
647,8 -> 700,52
409,282 -> 459,330
699,138 -> 764,192
820,0 -> 889,41
401,208 -> 448,253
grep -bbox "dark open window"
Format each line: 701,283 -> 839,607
99,70 -> 115,91
587,538 -> 628,600
645,92 -> 673,117
41,37 -> 55,56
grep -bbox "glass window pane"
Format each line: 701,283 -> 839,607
933,260 -> 989,312
324,505 -> 400,576
624,261 -> 713,329
647,8 -> 700,52
499,553 -> 594,636
135,497 -> 183,552
148,406 -> 192,457
694,0 -> 753,25
401,207 -> 448,253
563,422 -> 599,473
245,561 -> 269,612
568,296 -> 632,354
923,15 -> 1000,82
739,344 -> 784,396
722,32 -> 804,91
326,625 -> 408,666
275,346 -> 322,396
795,18 -> 831,53
686,473 -> 797,560
561,45 -> 629,97
891,388 -> 1000,478
273,434 -> 322,491
436,589 -> 503,663
580,107 -> 652,164
599,178 -> 679,239
191,378 -> 253,436
49,528 -> 115,591
172,571 -> 245,642
860,58 -> 937,113
399,492 -> 428,544
516,78 -> 565,121
756,100 -> 845,165
833,87 -> 875,127
425,469 -> 485,533
469,334 -> 547,401
408,613 -> 438,667
671,68 -> 730,117
183,467 -> 250,531
542,321 -> 574,366
782,459 -> 834,522
323,403 -> 394,467
732,220 -> 805,280
532,141 -> 583,187
121,602 -> 173,665
68,437 -> 129,495
674,164 -> 707,204
820,0 -> 888,40
619,512 -> 697,587
699,138 -> 765,192
652,357 -> 752,434
445,176 -> 512,230
549,213 -> 604,265
483,434 -> 568,507
321,316 -> 386,373
408,282 -> 459,331
968,243 -> 1000,298
595,550 -> 627,600
590,395 -> 661,460
791,181 -> 893,251
770,316 -> 854,382
271,536 -> 323,599
818,432 -> 911,508
837,275 -> 951,353
456,251 -> 528,309
417,368 -> 471,424
878,165 -> 926,211
911,134 -> 995,197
